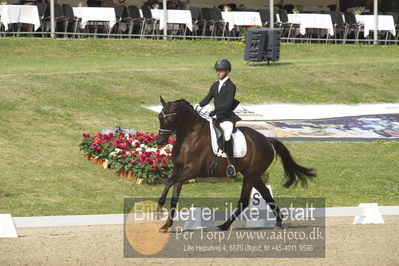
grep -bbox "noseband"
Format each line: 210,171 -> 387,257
158,110 -> 177,135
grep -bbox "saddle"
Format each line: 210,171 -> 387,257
209,118 -> 247,158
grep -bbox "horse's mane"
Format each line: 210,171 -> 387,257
173,99 -> 205,122
176,99 -> 193,109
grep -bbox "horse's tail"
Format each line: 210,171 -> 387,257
269,138 -> 316,188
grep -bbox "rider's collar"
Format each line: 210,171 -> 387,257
219,76 -> 229,84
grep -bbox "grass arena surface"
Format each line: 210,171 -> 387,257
0,38 -> 398,217
1,217 -> 398,264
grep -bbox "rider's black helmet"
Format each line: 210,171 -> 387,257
214,59 -> 231,72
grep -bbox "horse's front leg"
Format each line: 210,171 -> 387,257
160,181 -> 183,232
156,178 -> 176,219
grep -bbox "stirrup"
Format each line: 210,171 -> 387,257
226,164 -> 236,177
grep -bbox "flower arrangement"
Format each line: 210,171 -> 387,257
79,132 -> 175,184
223,5 -> 232,12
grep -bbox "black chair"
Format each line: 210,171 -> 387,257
62,4 -> 80,38
277,9 -> 298,42
189,7 -> 201,36
200,7 -> 212,36
42,3 -> 64,37
127,5 -> 144,38
141,5 -> 158,38
87,0 -> 101,7
37,3 -> 47,19
36,3 -> 47,35
384,12 -> 398,44
209,7 -> 227,38
330,11 -> 346,43
113,5 -> 130,37
327,4 -> 337,11
344,12 -> 362,43
283,4 -> 294,14
259,9 -> 270,27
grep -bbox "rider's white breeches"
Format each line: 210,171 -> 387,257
220,121 -> 233,141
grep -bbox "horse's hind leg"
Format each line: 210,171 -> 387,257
217,177 -> 256,231
254,179 -> 283,227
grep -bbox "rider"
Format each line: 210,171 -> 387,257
194,59 -> 241,177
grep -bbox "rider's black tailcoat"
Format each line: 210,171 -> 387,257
199,78 -> 241,123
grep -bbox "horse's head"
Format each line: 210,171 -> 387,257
155,96 -> 197,146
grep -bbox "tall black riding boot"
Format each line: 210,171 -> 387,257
225,139 -> 236,177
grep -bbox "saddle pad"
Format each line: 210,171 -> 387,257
209,119 -> 247,158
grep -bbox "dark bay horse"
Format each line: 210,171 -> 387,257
155,97 -> 316,232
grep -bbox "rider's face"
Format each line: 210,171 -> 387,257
216,70 -> 228,80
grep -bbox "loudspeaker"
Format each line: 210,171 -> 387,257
244,28 -> 281,63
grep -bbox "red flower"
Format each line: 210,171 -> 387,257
92,143 -> 98,148
96,147 -> 102,152
152,166 -> 158,170
165,147 -> 171,153
121,150 -> 126,155
98,140 -> 104,145
160,164 -> 165,168
109,132 -> 113,137
143,140 -> 148,145
162,159 -> 167,164
131,160 -> 136,164
82,133 -> 90,138
113,142 -> 118,147
134,142 -> 140,147
121,155 -> 126,159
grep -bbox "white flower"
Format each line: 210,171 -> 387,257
146,148 -> 158,153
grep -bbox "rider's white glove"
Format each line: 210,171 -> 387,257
194,103 -> 203,112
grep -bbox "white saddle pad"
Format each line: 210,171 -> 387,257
209,119 -> 247,158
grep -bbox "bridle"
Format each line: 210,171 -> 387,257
158,110 -> 177,135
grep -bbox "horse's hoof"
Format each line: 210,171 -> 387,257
159,227 -> 169,233
216,224 -> 229,231
226,165 -> 236,177
276,220 -> 283,228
